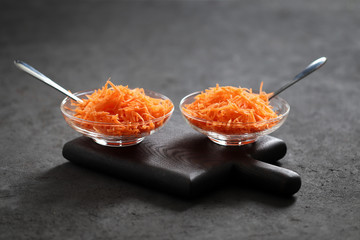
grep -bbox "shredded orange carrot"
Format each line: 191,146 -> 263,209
71,80 -> 173,136
182,83 -> 279,135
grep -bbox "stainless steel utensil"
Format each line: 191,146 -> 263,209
269,57 -> 327,100
14,60 -> 83,102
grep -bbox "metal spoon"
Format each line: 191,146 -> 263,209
14,60 -> 83,102
269,57 -> 327,100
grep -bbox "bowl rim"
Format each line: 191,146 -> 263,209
179,91 -> 290,126
60,89 -> 175,126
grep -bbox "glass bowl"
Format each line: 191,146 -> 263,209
180,91 -> 290,146
60,90 -> 174,147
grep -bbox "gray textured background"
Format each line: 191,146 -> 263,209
1,0 -> 359,239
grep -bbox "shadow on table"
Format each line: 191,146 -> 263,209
32,161 -> 297,212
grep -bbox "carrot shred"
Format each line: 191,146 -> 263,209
182,83 -> 279,134
71,80 -> 173,136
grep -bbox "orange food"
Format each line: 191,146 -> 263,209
71,80 -> 173,136
182,83 -> 279,134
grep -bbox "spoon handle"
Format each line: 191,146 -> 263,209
14,60 -> 83,102
269,57 -> 327,100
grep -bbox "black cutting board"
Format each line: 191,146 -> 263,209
62,114 -> 301,198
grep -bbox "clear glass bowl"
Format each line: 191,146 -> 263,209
180,91 -> 290,146
61,90 -> 174,147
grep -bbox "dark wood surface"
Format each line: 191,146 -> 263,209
63,131 -> 300,197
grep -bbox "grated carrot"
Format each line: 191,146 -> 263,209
71,80 -> 173,136
182,83 -> 279,135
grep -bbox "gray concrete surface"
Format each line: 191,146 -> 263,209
1,0 -> 359,239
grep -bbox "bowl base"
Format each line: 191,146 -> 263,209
208,137 -> 257,146
92,137 -> 145,147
